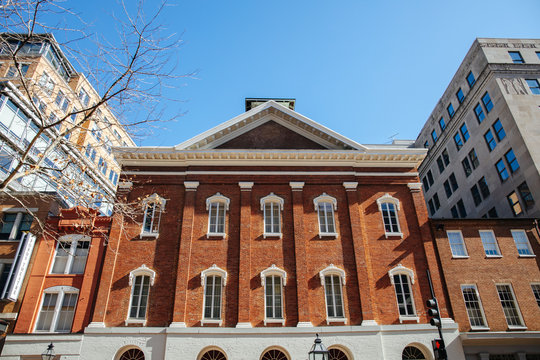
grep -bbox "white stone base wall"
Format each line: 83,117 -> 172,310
2,324 -> 465,360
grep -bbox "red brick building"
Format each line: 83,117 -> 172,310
4,100 -> 464,359
430,218 -> 540,359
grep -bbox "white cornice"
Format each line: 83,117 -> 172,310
122,170 -> 419,177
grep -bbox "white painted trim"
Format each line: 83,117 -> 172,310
122,170 -> 420,177
200,319 -> 222,326
319,264 -> 346,285
361,320 -> 378,326
314,193 -> 337,210
169,322 -> 187,328
235,322 -> 252,328
342,182 -> 358,190
296,321 -> 313,327
87,322 -> 105,328
184,181 -> 200,190
129,264 -> 156,286
289,182 -> 305,190
407,182 -> 422,191
238,182 -> 254,190
261,264 -> 287,286
260,193 -> 284,211
0,312 -> 17,320
1,207 -> 38,213
201,264 -> 227,286
376,193 -> 400,211
399,316 -> 420,324
388,264 -> 415,284
206,193 -> 230,210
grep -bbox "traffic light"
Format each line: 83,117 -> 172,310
426,298 -> 441,328
432,339 -> 447,360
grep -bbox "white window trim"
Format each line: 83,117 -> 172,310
388,264 -> 418,322
313,193 -> 338,238
261,265 -> 286,325
319,264 -> 347,324
206,193 -> 230,238
34,286 -> 79,333
376,193 -> 403,238
201,264 -> 227,326
460,284 -> 489,330
511,229 -> 535,257
0,209 -> 36,241
126,264 -> 155,325
260,193 -> 284,239
140,194 -> 166,238
496,283 -> 527,330
479,230 -> 502,257
50,234 -> 91,275
446,230 -> 469,258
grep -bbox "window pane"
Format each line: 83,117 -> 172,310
480,231 -> 500,256
496,285 -> 523,327
461,285 -> 486,327
56,292 -> 77,332
511,230 -> 532,255
51,241 -> 71,274
36,293 -> 58,331
504,149 -> 519,173
71,240 -> 90,274
448,231 -> 467,256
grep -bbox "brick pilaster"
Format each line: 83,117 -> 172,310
343,182 -> 378,325
290,182 -> 312,327
407,182 -> 450,319
236,182 -> 253,328
170,181 -> 199,327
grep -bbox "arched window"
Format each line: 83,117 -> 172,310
141,194 -> 166,238
261,265 -> 287,325
199,349 -> 227,360
51,234 -> 91,274
402,346 -> 426,359
260,193 -> 284,238
388,264 -> 417,322
376,194 -> 403,238
34,286 -> 79,333
328,348 -> 350,360
261,348 -> 289,360
118,348 -> 145,360
319,264 -> 346,324
206,193 -> 230,237
313,193 -> 338,238
126,265 -> 155,325
201,265 -> 227,325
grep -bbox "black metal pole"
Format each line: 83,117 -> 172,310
427,269 -> 446,356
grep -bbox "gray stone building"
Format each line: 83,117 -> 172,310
415,38 -> 540,219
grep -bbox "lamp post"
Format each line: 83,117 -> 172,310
308,334 -> 329,360
41,343 -> 54,360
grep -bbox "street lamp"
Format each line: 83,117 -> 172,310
41,343 -> 54,360
308,334 -> 329,360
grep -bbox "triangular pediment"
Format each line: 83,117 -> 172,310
175,101 -> 366,151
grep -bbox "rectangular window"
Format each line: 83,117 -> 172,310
441,149 -> 450,166
454,133 -> 463,151
109,171 -> 119,185
381,202 -> 400,234
324,275 -> 344,319
51,239 -> 90,274
484,130 -> 496,151
511,230 -> 533,256
526,79 -> 540,94
78,88 -> 90,107
54,90 -> 70,113
482,92 -> 494,113
449,173 -> 458,191
517,182 -> 534,210
426,170 -> 434,186
531,284 -> 540,308
129,275 -> 150,319
496,159 -> 509,181
393,274 -> 415,316
433,193 -> 440,210
474,103 -> 485,123
460,123 -> 470,142
479,230 -> 501,256
443,180 -> 452,198
438,117 -> 446,131
428,199 -> 435,216
264,201 -> 281,236
496,284 -> 525,328
456,88 -> 465,103
505,149 -> 519,173
462,158 -> 472,177
0,212 -> 32,240
447,231 -> 468,257
39,72 -> 55,95
423,140 -> 429,149
204,275 -> 222,320
436,156 -> 444,173
447,104 -> 455,118
537,52 -> 540,60
422,177 -> 430,191
493,119 -> 506,141
6,64 -> 29,77
450,206 -> 459,219
318,202 -> 336,235
478,177 -> 490,198
208,202 -> 226,235
507,191 -> 522,216
471,185 -> 482,206
35,290 -> 78,333
457,199 -> 467,218
461,285 -> 487,328
142,201 -> 161,235
509,51 -> 524,64
265,275 -> 283,319
431,129 -> 438,143
488,207 -> 498,218
468,149 -> 479,169
467,71 -> 476,88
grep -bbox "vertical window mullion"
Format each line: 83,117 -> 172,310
50,291 -> 64,332
64,241 -> 76,274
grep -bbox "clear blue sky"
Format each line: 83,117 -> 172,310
66,0 -> 540,147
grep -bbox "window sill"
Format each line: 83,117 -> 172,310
207,233 -> 226,239
201,319 -> 222,326
470,326 -> 490,331
518,254 -> 536,258
264,318 -> 285,325
384,232 -> 403,239
125,318 -> 146,326
485,255 -> 502,258
508,325 -> 527,330
140,232 -> 159,239
326,317 -> 347,325
319,232 -> 338,239
399,315 -> 419,323
451,255 -> 470,259
263,233 -> 282,239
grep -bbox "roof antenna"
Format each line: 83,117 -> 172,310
386,133 -> 399,144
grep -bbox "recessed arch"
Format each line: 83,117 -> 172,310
327,345 -> 354,360
402,343 -> 431,360
201,264 -> 228,286
114,346 -> 145,360
261,264 -> 287,286
129,264 -> 156,286
259,346 -> 291,360
319,264 -> 346,286
197,346 -> 228,360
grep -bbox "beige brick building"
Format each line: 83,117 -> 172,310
415,38 -> 540,219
